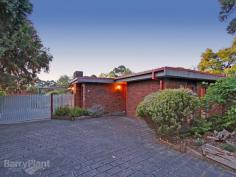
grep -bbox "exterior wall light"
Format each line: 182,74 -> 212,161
115,85 -> 122,91
69,86 -> 76,94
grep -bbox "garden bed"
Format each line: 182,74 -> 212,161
52,115 -> 93,121
143,116 -> 236,170
152,127 -> 236,170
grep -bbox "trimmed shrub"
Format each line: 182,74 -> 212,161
137,89 -> 200,135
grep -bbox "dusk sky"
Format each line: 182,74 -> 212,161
30,0 -> 233,80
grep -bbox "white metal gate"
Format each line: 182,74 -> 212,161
0,95 -> 51,124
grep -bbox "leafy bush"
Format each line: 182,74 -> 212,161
137,89 -> 200,135
204,77 -> 236,115
190,108 -> 236,136
223,105 -> 236,131
0,90 -> 6,96
190,78 -> 236,136
54,106 -> 70,116
69,107 -> 89,117
54,106 -> 89,118
190,118 -> 212,136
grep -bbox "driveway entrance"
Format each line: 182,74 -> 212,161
0,117 -> 235,176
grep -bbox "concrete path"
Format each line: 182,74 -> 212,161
0,117 -> 235,177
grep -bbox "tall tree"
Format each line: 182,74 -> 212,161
0,0 -> 53,93
198,38 -> 236,76
219,0 -> 236,34
56,75 -> 71,88
99,65 -> 133,78
0,0 -> 33,56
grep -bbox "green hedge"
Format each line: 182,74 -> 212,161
137,89 -> 200,135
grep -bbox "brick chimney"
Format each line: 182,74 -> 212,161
73,71 -> 83,78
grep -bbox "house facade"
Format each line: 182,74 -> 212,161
70,67 -> 224,117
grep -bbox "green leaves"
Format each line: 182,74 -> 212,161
0,90 -> 6,96
199,78 -> 236,133
0,1 -> 53,93
54,106 -> 90,118
56,75 -> 71,88
204,78 -> 236,111
218,0 -> 236,34
198,38 -> 236,76
190,119 -> 212,136
99,65 -> 133,78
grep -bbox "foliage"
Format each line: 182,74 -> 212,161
204,77 -> 236,114
26,84 -> 38,94
46,89 -> 69,95
0,0 -> 52,93
198,38 -> 236,76
218,0 -> 236,34
69,107 -> 89,117
56,75 -> 71,88
99,65 -> 133,78
54,106 -> 71,116
0,0 -> 32,52
54,106 -> 89,118
36,80 -> 56,88
137,89 -> 200,135
0,90 -> 6,96
220,143 -> 236,152
194,138 -> 205,146
190,118 -> 213,137
195,77 -> 236,134
190,113 -> 236,136
225,105 -> 236,131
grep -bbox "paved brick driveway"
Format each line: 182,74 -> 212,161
0,116 -> 235,177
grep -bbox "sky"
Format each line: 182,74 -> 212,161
30,0 -> 234,80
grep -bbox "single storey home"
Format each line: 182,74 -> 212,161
69,67 -> 224,117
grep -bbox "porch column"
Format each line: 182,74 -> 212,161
160,80 -> 164,90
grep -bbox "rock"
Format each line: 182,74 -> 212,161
214,129 -> 232,141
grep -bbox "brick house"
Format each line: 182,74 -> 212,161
70,67 -> 224,117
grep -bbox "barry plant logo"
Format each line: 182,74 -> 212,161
3,159 -> 50,175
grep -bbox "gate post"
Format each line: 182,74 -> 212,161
50,94 -> 54,119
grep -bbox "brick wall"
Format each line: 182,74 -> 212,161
74,78 -> 208,117
126,80 -> 161,117
126,79 -> 204,117
83,83 -> 126,114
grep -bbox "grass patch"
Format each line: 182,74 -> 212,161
220,143 -> 236,153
